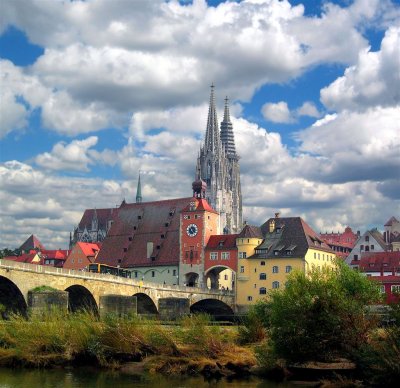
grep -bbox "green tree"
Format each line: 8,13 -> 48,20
262,261 -> 381,362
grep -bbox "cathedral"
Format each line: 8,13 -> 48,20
196,85 -> 242,233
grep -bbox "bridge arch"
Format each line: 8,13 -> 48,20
0,276 -> 27,318
133,292 -> 158,315
184,272 -> 199,287
65,285 -> 98,315
190,298 -> 234,321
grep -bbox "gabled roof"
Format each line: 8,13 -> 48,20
3,253 -> 40,264
369,229 -> 387,250
206,234 -> 238,250
41,249 -> 69,260
237,224 -> 263,239
19,235 -> 45,251
251,217 -> 333,259
96,197 -> 193,268
78,242 -> 101,257
385,216 -> 399,227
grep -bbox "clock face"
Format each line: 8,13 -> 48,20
186,223 -> 198,237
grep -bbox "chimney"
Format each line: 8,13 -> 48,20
275,212 -> 280,218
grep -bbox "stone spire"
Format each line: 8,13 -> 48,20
204,83 -> 222,154
220,96 -> 237,158
136,172 -> 142,203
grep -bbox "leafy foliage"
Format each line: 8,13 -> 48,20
259,261 -> 380,362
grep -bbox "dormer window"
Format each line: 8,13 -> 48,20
276,227 -> 282,233
138,215 -> 142,220
218,241 -> 224,247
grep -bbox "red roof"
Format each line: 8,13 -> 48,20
206,234 -> 238,250
182,197 -> 218,213
3,253 -> 40,264
41,249 -> 69,260
97,197 -> 193,268
78,208 -> 117,230
356,251 -> 400,272
78,242 -> 101,257
19,234 -> 45,251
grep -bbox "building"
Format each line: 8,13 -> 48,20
346,229 -> 389,267
19,234 -> 45,253
384,216 -> 400,251
40,249 -> 69,267
63,242 -> 101,270
195,85 -> 242,234
355,252 -> 400,304
204,234 -> 238,290
320,226 -> 359,259
96,195 -> 193,285
70,208 -> 117,248
2,251 -> 42,264
236,215 -> 336,312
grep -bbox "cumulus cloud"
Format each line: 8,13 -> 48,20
35,136 -> 99,172
262,101 -> 294,123
321,26 -> 400,111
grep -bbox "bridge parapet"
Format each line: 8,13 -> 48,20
0,260 -> 234,300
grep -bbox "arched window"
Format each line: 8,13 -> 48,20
272,281 -> 280,289
259,287 -> 267,295
259,273 -> 267,280
272,266 -> 279,273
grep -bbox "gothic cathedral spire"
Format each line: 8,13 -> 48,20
196,85 -> 242,233
136,172 -> 142,203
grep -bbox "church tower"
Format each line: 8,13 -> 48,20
196,85 -> 242,233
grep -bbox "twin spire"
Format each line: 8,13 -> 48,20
204,84 -> 237,158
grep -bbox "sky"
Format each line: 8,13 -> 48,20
0,0 -> 399,249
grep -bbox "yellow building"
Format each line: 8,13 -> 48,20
236,216 -> 336,313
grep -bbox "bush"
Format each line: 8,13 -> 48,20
259,261 -> 380,363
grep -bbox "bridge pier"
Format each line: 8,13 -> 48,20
28,290 -> 68,316
99,295 -> 137,319
158,297 -> 190,321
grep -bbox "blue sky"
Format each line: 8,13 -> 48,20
0,0 -> 399,248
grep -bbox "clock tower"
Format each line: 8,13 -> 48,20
179,180 -> 219,287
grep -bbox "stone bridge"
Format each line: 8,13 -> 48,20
0,259 -> 236,319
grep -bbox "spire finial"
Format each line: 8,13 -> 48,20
136,171 -> 142,203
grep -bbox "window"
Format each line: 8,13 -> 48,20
272,266 -> 279,273
134,271 -> 138,278
123,248 -> 127,252
259,287 -> 267,295
151,271 -> 155,278
239,252 -> 247,259
259,273 -> 267,280
314,252 -> 316,259
221,252 -> 230,260
354,254 -> 358,260
273,250 -> 279,256
365,236 -> 369,242
318,253 -> 320,259
285,265 -> 292,273
254,268 -> 257,273
391,285 -> 400,293
210,252 -> 218,260
260,261 -> 265,266
161,234 -> 165,239
254,283 -> 257,288
247,296 -> 253,301
129,236 -> 133,241
360,245 -> 364,250
285,250 -> 292,255
138,215 -> 142,220
380,285 -> 385,293
365,246 -> 369,252
272,281 -> 280,289
195,214 -> 200,219
224,274 -> 228,280
371,245 -> 374,250
240,266 -> 245,273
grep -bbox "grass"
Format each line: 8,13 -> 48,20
0,311 -> 256,375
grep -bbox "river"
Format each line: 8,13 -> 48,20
0,367 -> 297,387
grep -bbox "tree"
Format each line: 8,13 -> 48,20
262,261 -> 381,362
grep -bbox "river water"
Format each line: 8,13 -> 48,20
0,367 -> 297,388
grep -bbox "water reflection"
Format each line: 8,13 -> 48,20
0,367 -> 295,388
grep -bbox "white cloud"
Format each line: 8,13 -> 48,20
296,101 -> 321,118
35,136 -> 99,172
321,26 -> 400,111
261,101 -> 294,123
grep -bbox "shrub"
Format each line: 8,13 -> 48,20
260,261 -> 380,363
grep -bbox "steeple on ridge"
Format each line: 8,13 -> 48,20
204,83 -> 221,154
136,172 -> 142,203
220,96 -> 237,157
